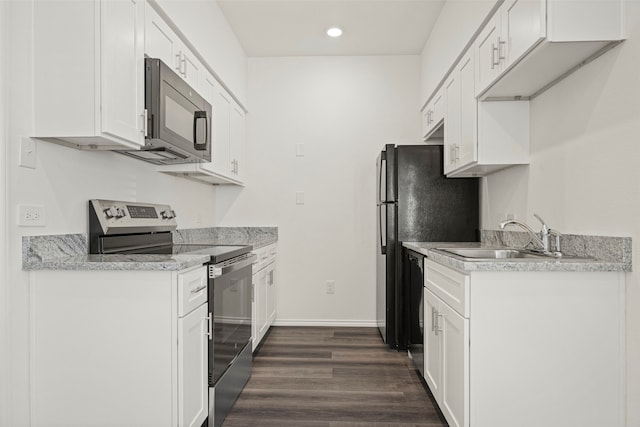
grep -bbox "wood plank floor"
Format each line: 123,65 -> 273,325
222,326 -> 448,427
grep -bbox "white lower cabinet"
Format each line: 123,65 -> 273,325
424,288 -> 469,427
423,259 -> 625,427
252,244 -> 277,351
178,303 -> 209,427
30,266 -> 209,427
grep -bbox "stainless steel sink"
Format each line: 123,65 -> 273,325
434,247 -> 594,262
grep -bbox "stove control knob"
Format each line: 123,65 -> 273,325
104,207 -> 126,219
161,209 -> 176,219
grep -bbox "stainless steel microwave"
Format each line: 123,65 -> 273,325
119,58 -> 212,165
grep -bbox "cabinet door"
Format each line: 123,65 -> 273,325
230,104 -> 245,179
198,72 -> 218,175
431,90 -> 444,126
456,51 -> 477,170
257,269 -> 268,343
423,289 -> 441,396
251,272 -> 258,351
439,302 -> 469,427
213,87 -> 232,175
502,0 -> 545,69
443,73 -> 460,175
100,0 -> 145,146
474,13 -> 502,97
178,303 -> 209,427
179,48 -> 203,96
144,4 -> 181,73
266,265 -> 276,324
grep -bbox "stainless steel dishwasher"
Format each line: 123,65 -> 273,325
406,249 -> 425,376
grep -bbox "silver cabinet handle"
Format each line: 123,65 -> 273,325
435,312 -> 444,336
140,109 -> 148,136
206,313 -> 212,341
431,307 -> 436,332
182,58 -> 188,78
175,53 -> 182,72
455,144 -> 460,161
191,284 -> 207,294
498,37 -> 506,62
491,43 -> 499,69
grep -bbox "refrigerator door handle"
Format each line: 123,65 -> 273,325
378,152 -> 390,204
379,204 -> 387,254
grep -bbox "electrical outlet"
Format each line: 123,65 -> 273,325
326,280 -> 335,294
296,191 -> 305,205
296,143 -> 305,157
18,204 -> 46,226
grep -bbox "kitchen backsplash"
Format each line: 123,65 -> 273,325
173,227 -> 278,247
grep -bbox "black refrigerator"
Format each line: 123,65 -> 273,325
376,144 -> 479,350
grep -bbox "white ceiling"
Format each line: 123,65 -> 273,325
217,0 -> 446,57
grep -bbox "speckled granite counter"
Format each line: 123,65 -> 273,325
403,231 -> 631,273
22,226 -> 278,271
22,234 -> 211,271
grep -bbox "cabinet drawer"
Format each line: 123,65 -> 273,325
425,260 -> 470,318
178,266 -> 207,317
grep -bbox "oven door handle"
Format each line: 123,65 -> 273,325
209,253 -> 257,279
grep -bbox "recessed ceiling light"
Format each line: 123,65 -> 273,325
326,27 -> 343,38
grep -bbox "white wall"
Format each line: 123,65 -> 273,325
216,56 -> 421,325
0,2 -> 9,426
482,4 -> 640,425
4,2 -> 219,425
156,0 -> 249,105
420,0 -> 496,106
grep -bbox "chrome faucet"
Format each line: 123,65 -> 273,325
499,213 -> 561,254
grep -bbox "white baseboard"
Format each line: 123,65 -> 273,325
272,319 -> 378,327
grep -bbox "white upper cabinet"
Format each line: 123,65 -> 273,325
145,4 -> 181,74
445,49 -> 527,177
33,0 -> 146,149
422,89 -> 444,141
474,13 -> 503,96
476,0 -> 625,99
149,4 -> 246,185
145,4 -> 204,97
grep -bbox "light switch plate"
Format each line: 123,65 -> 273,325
19,138 -> 37,169
296,191 -> 305,205
295,143 -> 305,157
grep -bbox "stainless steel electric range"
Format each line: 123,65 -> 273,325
89,199 -> 255,427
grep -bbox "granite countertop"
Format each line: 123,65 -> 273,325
403,240 -> 631,273
22,227 -> 278,271
24,253 -> 213,272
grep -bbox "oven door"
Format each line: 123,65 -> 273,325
208,254 -> 255,385
145,58 -> 212,163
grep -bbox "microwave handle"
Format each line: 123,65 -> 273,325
193,111 -> 208,151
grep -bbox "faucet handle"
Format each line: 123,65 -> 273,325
533,213 -> 550,234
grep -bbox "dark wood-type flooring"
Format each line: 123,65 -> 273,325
223,326 -> 448,427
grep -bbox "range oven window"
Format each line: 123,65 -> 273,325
211,262 -> 252,384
